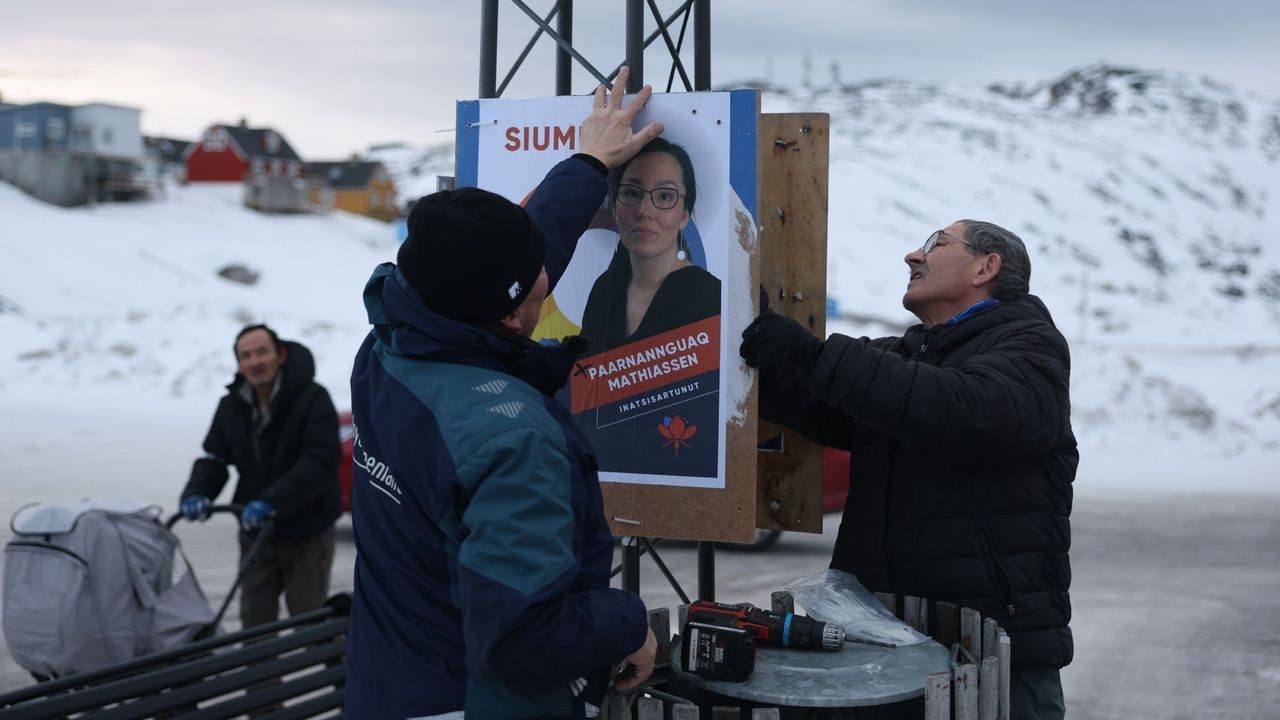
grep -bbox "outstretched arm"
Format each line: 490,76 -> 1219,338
810,329 -> 1072,461
527,66 -> 666,288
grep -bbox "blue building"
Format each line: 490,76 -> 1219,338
0,102 -> 72,153
0,101 -> 146,206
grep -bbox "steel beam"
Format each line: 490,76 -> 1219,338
479,0 -> 499,98
556,1 -> 573,95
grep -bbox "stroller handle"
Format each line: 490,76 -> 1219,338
163,503 -> 276,637
165,503 -> 245,530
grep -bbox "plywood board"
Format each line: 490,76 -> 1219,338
755,112 -> 830,534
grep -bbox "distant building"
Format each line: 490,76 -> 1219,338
306,159 -> 399,222
184,120 -> 308,213
0,101 -> 147,207
183,120 -> 303,182
143,136 -> 191,181
68,104 -> 145,159
0,102 -> 72,153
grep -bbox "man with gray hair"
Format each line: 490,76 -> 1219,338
740,220 -> 1075,719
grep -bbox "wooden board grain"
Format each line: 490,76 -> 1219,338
755,112 -> 830,534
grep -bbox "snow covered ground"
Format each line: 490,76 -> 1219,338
1,65 -> 1278,712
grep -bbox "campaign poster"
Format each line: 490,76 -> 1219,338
456,91 -> 757,489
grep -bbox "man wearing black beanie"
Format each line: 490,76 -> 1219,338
396,185 -> 547,327
347,67 -> 666,719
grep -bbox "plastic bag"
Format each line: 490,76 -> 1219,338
784,568 -> 930,648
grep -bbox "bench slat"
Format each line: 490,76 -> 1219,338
85,642 -> 345,720
184,663 -> 346,720
255,690 -> 345,720
0,605 -> 340,709
1,619 -> 346,720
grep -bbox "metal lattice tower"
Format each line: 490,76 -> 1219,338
478,1 -> 712,97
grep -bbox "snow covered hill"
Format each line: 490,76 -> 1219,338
0,182 -> 398,404
1,65 -> 1277,501
366,142 -> 454,202
761,65 -> 1280,480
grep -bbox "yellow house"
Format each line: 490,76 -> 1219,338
307,159 -> 399,222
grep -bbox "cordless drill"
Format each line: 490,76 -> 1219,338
687,600 -> 846,650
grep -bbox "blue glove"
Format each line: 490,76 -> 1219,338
240,500 -> 275,531
180,495 -> 211,521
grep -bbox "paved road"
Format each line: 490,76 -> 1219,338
1063,493 -> 1280,720
3,493 -> 1278,718
607,493 -> 1280,719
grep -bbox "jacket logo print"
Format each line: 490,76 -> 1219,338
658,415 -> 697,456
473,379 -> 510,395
487,401 -> 526,419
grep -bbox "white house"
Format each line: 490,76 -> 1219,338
68,103 -> 144,160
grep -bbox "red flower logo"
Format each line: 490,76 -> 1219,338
658,415 -> 697,456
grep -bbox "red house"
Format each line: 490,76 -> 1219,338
183,120 -> 303,182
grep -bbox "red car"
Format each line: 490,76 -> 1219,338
338,411 -> 355,513
337,411 -> 850,538
822,447 -> 851,514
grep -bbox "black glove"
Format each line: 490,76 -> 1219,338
739,310 -> 822,373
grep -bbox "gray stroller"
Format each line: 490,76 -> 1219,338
3,496 -> 265,680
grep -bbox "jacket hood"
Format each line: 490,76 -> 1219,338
362,262 -> 584,395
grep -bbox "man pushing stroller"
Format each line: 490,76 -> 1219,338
179,323 -> 342,628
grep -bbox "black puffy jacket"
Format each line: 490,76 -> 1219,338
760,295 -> 1076,669
182,341 -> 341,541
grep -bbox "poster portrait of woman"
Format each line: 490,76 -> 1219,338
580,138 -> 721,356
456,89 -> 757,489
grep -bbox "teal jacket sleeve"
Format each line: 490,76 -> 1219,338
454,427 -> 647,697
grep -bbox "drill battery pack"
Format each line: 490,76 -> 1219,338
680,620 -> 757,682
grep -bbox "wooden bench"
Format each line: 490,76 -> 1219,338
0,594 -> 350,720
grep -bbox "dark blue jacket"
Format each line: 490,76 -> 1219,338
345,158 -> 648,719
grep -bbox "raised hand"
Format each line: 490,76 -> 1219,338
740,309 -> 823,373
579,66 -> 665,169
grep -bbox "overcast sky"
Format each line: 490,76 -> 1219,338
2,1 -> 1277,158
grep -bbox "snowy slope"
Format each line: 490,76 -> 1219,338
0,182 -> 398,407
365,142 -> 455,202
769,66 -> 1280,474
1,65 -> 1277,506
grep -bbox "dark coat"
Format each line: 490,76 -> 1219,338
760,295 -> 1076,669
182,341 -> 341,541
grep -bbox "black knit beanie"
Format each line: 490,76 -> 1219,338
397,187 -> 546,326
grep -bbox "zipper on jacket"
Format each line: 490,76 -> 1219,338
915,324 -> 947,359
978,529 -> 1017,617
